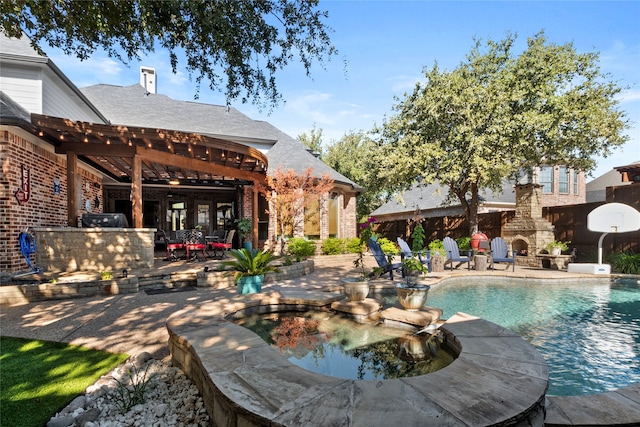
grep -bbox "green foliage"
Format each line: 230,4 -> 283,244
111,364 -> 155,414
402,257 -> 428,277
374,32 -> 628,236
235,218 -> 252,241
546,240 -> 571,251
456,237 -> 471,251
377,237 -> 398,256
321,237 -> 345,255
346,237 -> 364,254
410,224 -> 426,251
607,251 -> 640,274
222,248 -> 278,283
1,1 -> 337,108
323,131 -> 389,219
99,271 -> 113,280
0,336 -> 128,427
287,237 -> 316,261
428,239 -> 446,257
297,124 -> 324,156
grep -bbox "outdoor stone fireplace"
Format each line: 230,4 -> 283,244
502,184 -> 555,267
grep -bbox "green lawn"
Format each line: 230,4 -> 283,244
0,336 -> 128,427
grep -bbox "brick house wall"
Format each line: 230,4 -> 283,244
534,166 -> 587,207
1,127 -> 103,273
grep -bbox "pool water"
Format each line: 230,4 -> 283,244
235,311 -> 457,380
424,277 -> 640,396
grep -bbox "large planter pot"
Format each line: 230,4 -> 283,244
341,278 -> 370,301
549,247 -> 562,256
242,241 -> 253,251
237,275 -> 263,294
396,284 -> 430,311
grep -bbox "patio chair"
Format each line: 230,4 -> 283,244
185,229 -> 207,262
490,237 -> 516,271
442,237 -> 471,270
208,229 -> 235,259
162,229 -> 187,261
397,237 -> 432,273
368,238 -> 403,280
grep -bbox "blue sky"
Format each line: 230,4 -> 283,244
46,1 -> 639,179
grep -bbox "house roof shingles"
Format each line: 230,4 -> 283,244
81,84 -> 362,190
371,180 -> 516,217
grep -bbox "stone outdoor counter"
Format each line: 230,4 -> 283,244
34,227 -> 155,272
167,291 -> 549,427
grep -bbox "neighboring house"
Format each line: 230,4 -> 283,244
371,180 -> 516,222
586,163 -> 637,203
371,166 -> 586,223
0,34 -> 361,273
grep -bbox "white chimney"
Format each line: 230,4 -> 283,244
140,66 -> 156,94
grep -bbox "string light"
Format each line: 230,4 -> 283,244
106,138 -> 111,145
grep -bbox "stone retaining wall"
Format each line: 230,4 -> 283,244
196,259 -> 314,288
0,277 -> 138,305
1,260 -> 313,305
34,227 -> 156,272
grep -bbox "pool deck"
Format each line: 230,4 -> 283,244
2,253 -> 640,426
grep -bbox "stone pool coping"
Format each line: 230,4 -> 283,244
167,290 -> 548,426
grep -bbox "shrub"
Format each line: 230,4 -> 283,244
111,364 -> 155,414
607,251 -> 640,274
377,237 -> 398,255
456,237 -> 471,251
428,239 -> 446,257
287,237 -> 316,260
410,224 -> 426,251
321,237 -> 345,255
345,237 -> 363,254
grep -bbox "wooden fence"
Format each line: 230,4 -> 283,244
373,185 -> 639,263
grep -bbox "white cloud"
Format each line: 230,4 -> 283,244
388,74 -> 423,94
618,88 -> 640,104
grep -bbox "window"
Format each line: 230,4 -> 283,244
573,170 -> 579,194
540,166 -> 554,194
559,166 -> 569,194
328,193 -> 339,237
304,199 -> 320,239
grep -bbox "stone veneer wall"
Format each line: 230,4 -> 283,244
33,227 -> 155,272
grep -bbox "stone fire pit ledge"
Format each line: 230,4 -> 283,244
166,291 -> 548,427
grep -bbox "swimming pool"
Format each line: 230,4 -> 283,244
424,277 -> 640,396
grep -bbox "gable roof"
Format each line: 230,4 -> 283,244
81,84 -> 362,190
371,180 -> 515,217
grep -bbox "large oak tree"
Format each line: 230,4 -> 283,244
1,0 -> 337,108
375,32 -> 629,235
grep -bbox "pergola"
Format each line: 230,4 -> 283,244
27,114 -> 268,243
615,163 -> 640,184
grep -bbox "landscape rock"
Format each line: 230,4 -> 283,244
48,356 -> 210,427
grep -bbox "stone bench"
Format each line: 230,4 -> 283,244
536,251 -> 576,270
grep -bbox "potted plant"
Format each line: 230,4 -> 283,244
235,218 -> 253,250
396,257 -> 430,311
222,248 -> 278,294
428,240 -> 446,272
342,217 -> 377,301
546,240 -> 570,256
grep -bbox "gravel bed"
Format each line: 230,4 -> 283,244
47,353 -> 210,427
